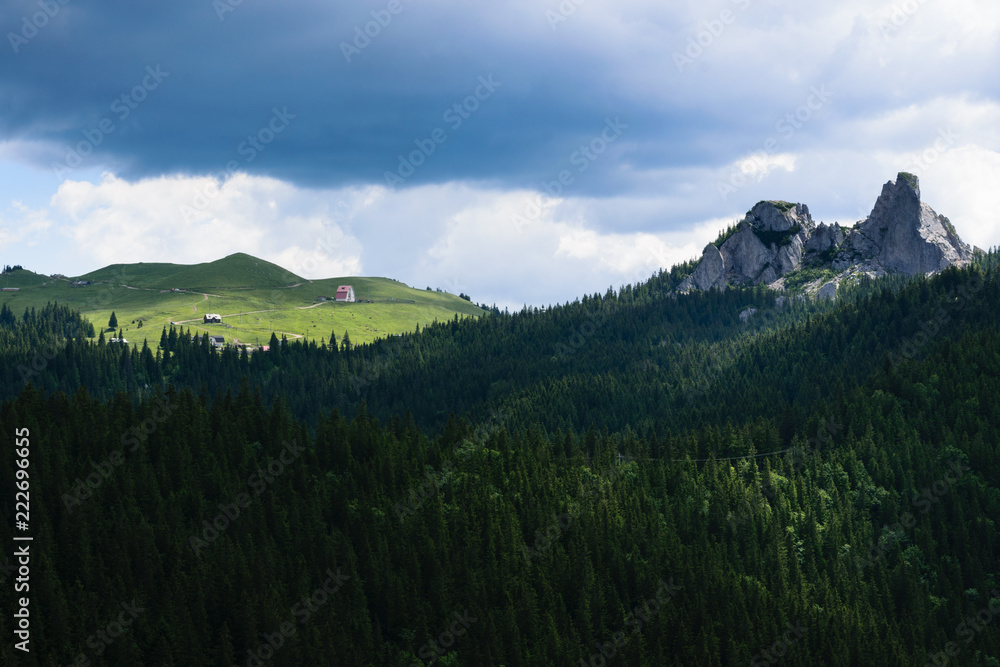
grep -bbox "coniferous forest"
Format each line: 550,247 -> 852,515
3,253 -> 1000,665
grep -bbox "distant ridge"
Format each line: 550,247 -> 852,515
79,252 -> 304,292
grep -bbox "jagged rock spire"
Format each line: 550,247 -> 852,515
678,173 -> 973,296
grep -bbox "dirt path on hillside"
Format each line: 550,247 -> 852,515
189,292 -> 216,312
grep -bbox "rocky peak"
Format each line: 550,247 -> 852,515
747,201 -> 814,233
677,200 -> 813,290
678,173 -> 973,298
835,172 -> 972,274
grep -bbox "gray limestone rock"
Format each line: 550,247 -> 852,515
803,222 -> 845,263
717,201 -> 811,286
747,201 -> 814,232
836,173 -> 972,274
678,243 -> 727,291
817,282 -> 837,301
718,223 -> 772,286
676,173 -> 972,295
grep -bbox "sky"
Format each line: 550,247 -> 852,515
1,0 -> 999,309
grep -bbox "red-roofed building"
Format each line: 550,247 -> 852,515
335,285 -> 355,302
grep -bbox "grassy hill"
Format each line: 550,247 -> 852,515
0,268 -> 49,289
0,254 -> 486,347
80,252 -> 303,291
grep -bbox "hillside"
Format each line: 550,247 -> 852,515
1,253 -> 999,664
79,252 -> 302,291
0,253 -> 486,347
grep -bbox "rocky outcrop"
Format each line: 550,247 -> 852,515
728,201 -> 813,286
678,200 -> 814,291
678,173 -> 973,299
678,243 -> 726,292
817,282 -> 837,301
832,174 -> 972,274
803,222 -> 845,263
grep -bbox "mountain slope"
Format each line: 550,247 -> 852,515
2,254 -> 1000,665
0,254 -> 486,347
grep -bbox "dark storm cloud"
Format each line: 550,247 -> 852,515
0,0 -> 767,191
3,0 -> 997,206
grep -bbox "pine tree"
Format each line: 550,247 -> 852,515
109,311 -> 118,329
341,330 -> 352,352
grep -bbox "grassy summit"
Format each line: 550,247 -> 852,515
0,254 -> 485,348
80,252 -> 302,291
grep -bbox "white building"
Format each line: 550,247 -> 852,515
335,285 -> 356,302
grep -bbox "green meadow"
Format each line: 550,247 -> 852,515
0,253 -> 485,348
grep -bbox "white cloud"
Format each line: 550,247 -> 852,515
734,152 -> 798,180
916,144 -> 1000,250
0,200 -> 53,252
4,172 -> 719,307
46,172 -> 363,278
413,187 -> 724,308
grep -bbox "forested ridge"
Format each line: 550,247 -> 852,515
1,253 -> 1000,665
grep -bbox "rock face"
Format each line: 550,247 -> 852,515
678,173 -> 973,298
803,222 -> 845,263
679,243 -> 727,291
817,282 -> 837,301
678,201 -> 813,291
833,174 -> 972,274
